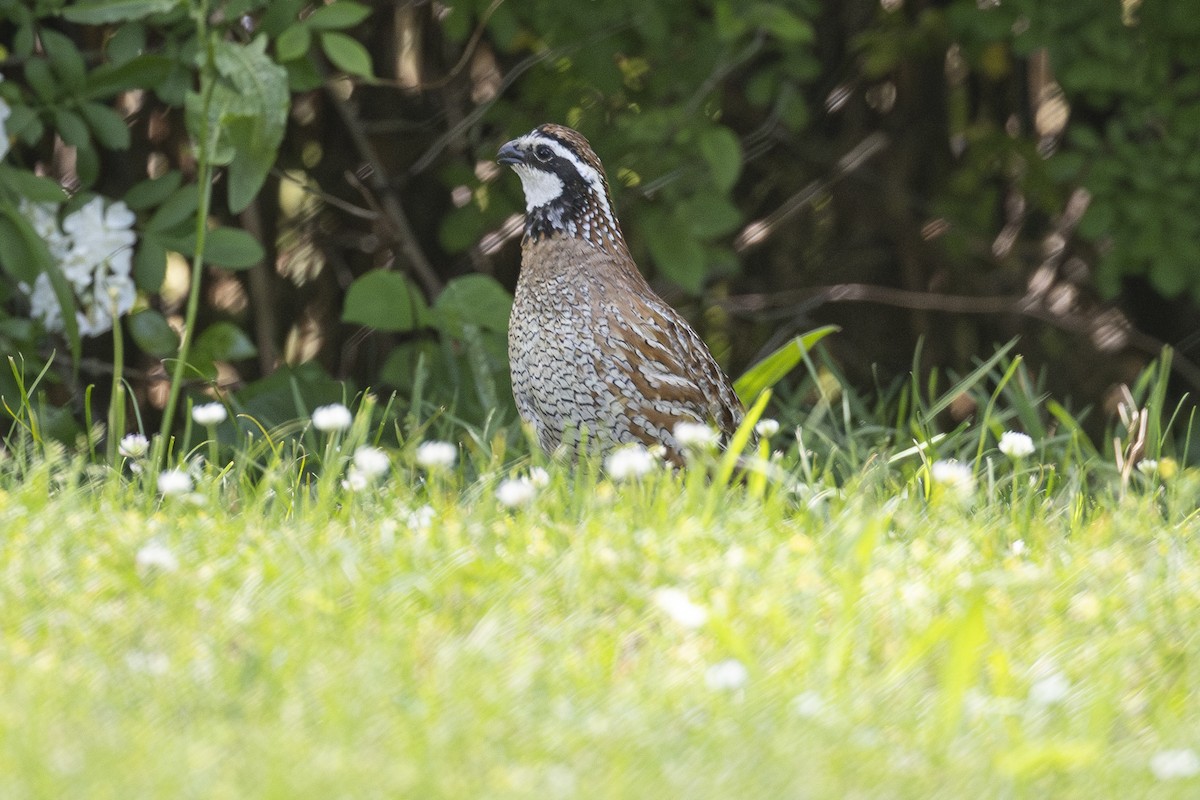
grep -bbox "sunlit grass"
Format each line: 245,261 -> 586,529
1,353 -> 1198,797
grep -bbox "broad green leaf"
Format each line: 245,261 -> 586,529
733,325 -> 840,403
74,143 -> 101,187
126,308 -> 179,357
697,126 -> 742,192
106,22 -> 147,64
79,102 -> 131,150
434,274 -> 512,336
61,0 -> 182,24
320,31 -> 373,78
145,185 -> 199,233
343,270 -> 427,332
133,237 -> 167,291
275,23 -> 312,62
307,2 -> 372,30
25,59 -> 59,102
0,210 -> 47,283
40,29 -> 87,91
0,166 -> 68,204
86,54 -> 174,98
642,211 -> 706,293
53,109 -> 90,148
5,105 -> 44,144
204,227 -> 265,269
193,321 -> 258,370
123,171 -> 183,211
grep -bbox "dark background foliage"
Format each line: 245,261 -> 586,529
1,0 -> 1198,444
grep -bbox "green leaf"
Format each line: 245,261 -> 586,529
5,105 -> 44,145
0,166 -> 68,204
79,102 -> 131,150
697,126 -> 742,192
275,23 -> 312,62
106,22 -> 147,64
40,29 -> 87,91
733,325 -> 840,403
25,59 -> 59,102
434,274 -> 512,337
0,208 -> 50,284
123,171 -> 183,211
320,31 -> 373,78
61,0 -> 183,24
746,3 -> 815,43
642,211 -> 707,293
87,55 -> 174,99
74,143 -> 101,187
192,321 -> 258,374
343,270 -> 427,332
53,109 -> 90,148
188,37 -> 289,212
679,193 -> 742,238
133,237 -> 167,291
204,227 -> 265,269
307,2 -> 372,30
145,185 -> 199,232
126,308 -> 179,357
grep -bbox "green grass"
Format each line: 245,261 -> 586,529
1,355 -> 1199,798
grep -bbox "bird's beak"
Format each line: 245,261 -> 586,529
497,140 -> 524,166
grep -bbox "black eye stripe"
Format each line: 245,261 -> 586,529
534,144 -> 554,161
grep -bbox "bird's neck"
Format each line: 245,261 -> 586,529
524,188 -> 627,253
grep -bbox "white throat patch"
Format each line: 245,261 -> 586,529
512,164 -> 565,210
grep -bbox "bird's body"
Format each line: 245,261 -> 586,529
499,124 -> 742,460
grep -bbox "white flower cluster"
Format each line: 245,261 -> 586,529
0,82 -> 11,162
19,197 -> 138,338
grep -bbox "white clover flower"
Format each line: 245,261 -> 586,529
1028,672 -> 1070,706
653,587 -> 708,629
414,440 -> 457,470
1137,459 -> 1159,476
191,402 -> 227,426
353,446 -> 390,478
341,467 -> 370,492
1009,539 -> 1027,556
527,466 -> 550,487
674,421 -> 720,450
1150,749 -> 1200,781
754,418 -> 781,438
930,459 -> 976,496
311,403 -> 353,432
157,469 -> 193,496
604,443 -> 657,481
705,658 -> 749,691
118,432 -> 150,459
405,504 -> 435,530
136,541 -> 178,573
790,691 -> 827,719
495,477 -> 537,508
998,431 -> 1035,459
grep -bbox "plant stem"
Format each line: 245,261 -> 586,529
157,3 -> 217,468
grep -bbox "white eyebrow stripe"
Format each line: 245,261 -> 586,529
516,131 -> 619,235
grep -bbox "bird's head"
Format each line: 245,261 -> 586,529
498,123 -> 623,247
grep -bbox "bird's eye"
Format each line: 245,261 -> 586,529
534,144 -> 553,162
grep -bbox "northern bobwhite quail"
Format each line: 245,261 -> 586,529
498,123 -> 743,461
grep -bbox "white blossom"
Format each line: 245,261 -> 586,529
930,459 -> 975,496
1009,539 -> 1027,556
405,504 -> 435,530
136,541 -> 178,573
527,466 -> 550,487
998,431 -> 1035,459
118,433 -> 150,459
19,197 -> 138,338
1137,459 -> 1159,476
1028,672 -> 1070,706
191,402 -> 227,426
157,469 -> 194,496
495,477 -> 537,508
414,440 -> 457,470
604,443 -> 657,481
311,403 -> 353,433
705,658 -> 749,691
754,418 -> 781,438
353,446 -> 390,478
341,467 -> 370,492
674,421 -> 720,450
1150,749 -> 1200,781
653,587 -> 708,629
